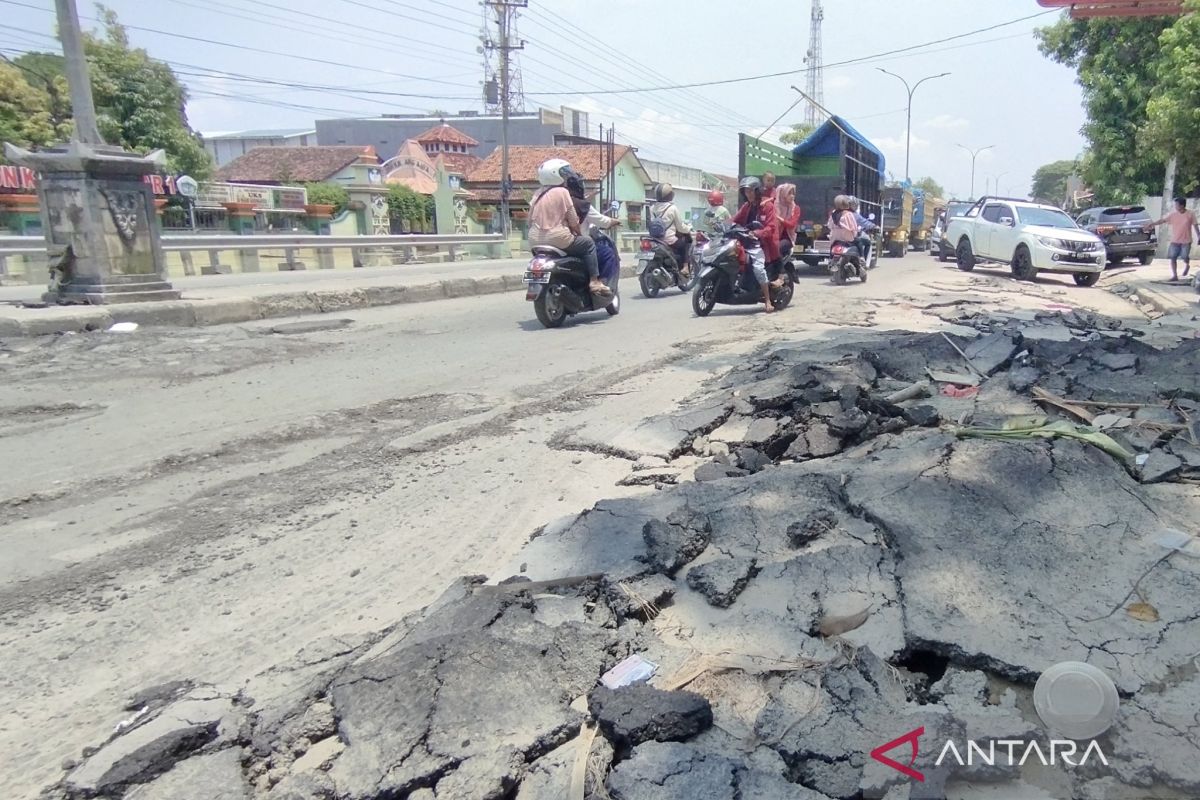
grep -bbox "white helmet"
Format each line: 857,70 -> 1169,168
538,158 -> 572,187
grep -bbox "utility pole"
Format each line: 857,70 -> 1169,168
957,144 -> 994,200
484,0 -> 527,238
877,69 -> 949,183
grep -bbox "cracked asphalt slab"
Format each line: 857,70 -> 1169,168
6,261 -> 1200,799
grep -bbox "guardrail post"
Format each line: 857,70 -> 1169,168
202,249 -> 231,275
352,247 -> 364,268
317,245 -> 335,269
240,249 -> 260,273
449,244 -> 460,262
180,251 -> 196,277
281,248 -> 306,271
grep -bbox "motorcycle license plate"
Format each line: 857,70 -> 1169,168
524,270 -> 551,284
636,256 -> 652,275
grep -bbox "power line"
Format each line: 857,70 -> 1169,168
163,0 -> 479,74
531,10 -> 1057,96
0,0 -> 479,87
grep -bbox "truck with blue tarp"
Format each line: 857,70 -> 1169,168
737,115 -> 886,270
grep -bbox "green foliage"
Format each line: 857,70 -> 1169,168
387,184 -> 430,229
0,7 -> 212,178
912,177 -> 945,199
1036,13 -> 1184,202
85,6 -> 212,178
779,123 -> 816,146
1145,0 -> 1200,192
1030,159 -> 1080,205
0,61 -> 68,151
302,182 -> 349,215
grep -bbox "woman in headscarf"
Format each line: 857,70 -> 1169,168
775,183 -> 801,260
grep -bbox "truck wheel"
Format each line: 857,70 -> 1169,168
886,242 -> 905,258
1139,251 -> 1155,266
956,239 -> 976,272
1012,246 -> 1037,281
1074,272 -> 1101,287
938,244 -> 949,263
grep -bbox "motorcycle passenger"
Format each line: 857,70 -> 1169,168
775,183 -> 801,260
848,195 -> 875,263
762,172 -> 777,200
705,190 -> 731,234
529,158 -> 611,298
566,171 -> 621,234
828,194 -> 860,248
732,176 -> 780,313
591,226 -> 620,283
649,183 -> 694,277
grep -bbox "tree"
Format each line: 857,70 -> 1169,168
1036,14 -> 1176,202
0,61 -> 66,150
0,7 -> 212,177
912,177 -> 945,198
1145,0 -> 1200,193
303,182 -> 348,216
779,122 -> 816,146
387,184 -> 429,231
1030,159 -> 1080,205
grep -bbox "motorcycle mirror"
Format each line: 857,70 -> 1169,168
868,213 -> 877,221
609,201 -> 620,213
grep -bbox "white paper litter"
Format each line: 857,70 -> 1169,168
600,655 -> 658,689
108,322 -> 139,333
1155,528 -> 1200,558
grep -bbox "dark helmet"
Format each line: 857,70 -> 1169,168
739,176 -> 762,200
654,182 -> 675,202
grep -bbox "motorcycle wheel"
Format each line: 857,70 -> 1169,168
534,289 -> 567,328
771,275 -> 795,311
639,271 -> 661,299
606,290 -> 621,315
692,276 -> 717,317
832,261 -> 848,285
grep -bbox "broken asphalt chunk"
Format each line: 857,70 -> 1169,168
588,685 -> 713,749
642,517 -> 711,576
685,557 -> 757,608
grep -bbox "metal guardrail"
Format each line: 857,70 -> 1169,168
0,233 -> 508,277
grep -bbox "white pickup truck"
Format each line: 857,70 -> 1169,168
945,197 -> 1107,287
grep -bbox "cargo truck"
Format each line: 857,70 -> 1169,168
881,186 -> 913,258
738,115 -> 886,271
908,190 -> 944,252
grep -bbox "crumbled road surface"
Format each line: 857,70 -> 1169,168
3,262 -> 1198,799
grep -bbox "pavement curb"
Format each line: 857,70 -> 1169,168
1112,279 -> 1196,317
0,265 -> 640,336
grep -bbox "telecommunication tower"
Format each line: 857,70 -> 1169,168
480,1 -> 526,115
803,0 -> 826,128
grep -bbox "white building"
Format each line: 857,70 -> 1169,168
640,159 -> 734,227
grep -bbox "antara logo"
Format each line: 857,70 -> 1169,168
871,727 -> 1110,782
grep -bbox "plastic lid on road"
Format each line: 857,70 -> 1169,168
1034,661 -> 1119,740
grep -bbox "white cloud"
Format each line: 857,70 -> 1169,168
924,114 -> 969,131
827,75 -> 855,91
873,129 -> 931,155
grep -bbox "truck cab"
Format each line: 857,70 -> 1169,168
881,187 -> 913,258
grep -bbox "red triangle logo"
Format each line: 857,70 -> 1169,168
870,726 -> 925,782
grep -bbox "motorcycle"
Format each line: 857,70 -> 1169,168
830,214 -> 877,285
691,224 -> 795,316
636,233 -> 697,298
525,235 -> 620,329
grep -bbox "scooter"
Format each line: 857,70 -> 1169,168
525,234 -> 620,328
691,224 -> 795,316
636,233 -> 696,298
830,214 -> 878,285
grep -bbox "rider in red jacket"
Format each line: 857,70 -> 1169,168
732,176 -> 780,312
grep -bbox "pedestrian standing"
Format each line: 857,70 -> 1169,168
1154,197 -> 1200,281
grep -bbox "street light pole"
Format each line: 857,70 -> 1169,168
987,171 -> 1009,197
957,144 -> 994,200
877,69 -> 950,183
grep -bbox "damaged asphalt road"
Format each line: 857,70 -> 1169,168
42,295 -> 1200,800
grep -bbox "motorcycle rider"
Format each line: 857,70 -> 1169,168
649,183 -> 694,277
529,158 -> 611,298
565,170 -> 621,234
732,176 -> 780,313
828,195 -> 860,245
704,190 -> 731,234
848,195 -> 876,263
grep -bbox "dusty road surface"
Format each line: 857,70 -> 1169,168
0,258 -> 1181,798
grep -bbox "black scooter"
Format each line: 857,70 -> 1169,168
691,224 -> 795,316
525,236 -> 620,329
636,234 -> 696,298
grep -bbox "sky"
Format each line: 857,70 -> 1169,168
0,0 -> 1090,199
